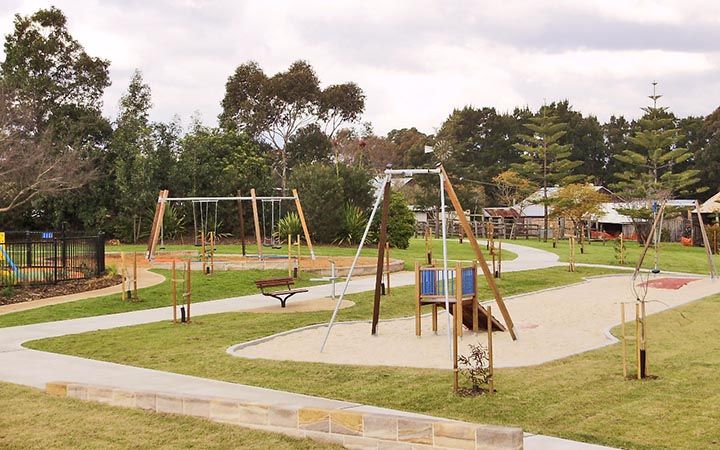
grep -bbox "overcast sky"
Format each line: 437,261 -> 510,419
2,0 -> 719,134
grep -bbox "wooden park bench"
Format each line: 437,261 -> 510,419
254,277 -> 308,308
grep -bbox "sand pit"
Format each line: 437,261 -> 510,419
230,275 -> 720,369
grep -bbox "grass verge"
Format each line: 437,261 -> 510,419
511,238 -> 718,275
0,382 -> 339,449
0,269 -> 322,329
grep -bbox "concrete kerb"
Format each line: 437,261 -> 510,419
46,381 -> 524,450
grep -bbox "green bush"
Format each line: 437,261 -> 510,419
334,204 -> 367,245
276,212 -> 303,242
370,192 -> 416,249
289,163 -> 373,244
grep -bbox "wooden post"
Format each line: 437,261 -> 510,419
635,302 -> 641,380
440,166 -> 517,340
385,242 -> 391,295
621,302 -> 627,379
120,252 -> 127,301
288,234 -> 292,278
250,189 -> 262,259
296,234 -> 301,277
432,304 -> 438,332
487,305 -> 494,395
186,259 -> 192,323
456,261 -> 463,338
201,232 -> 207,274
415,262 -> 421,336
132,252 -> 138,300
237,191 -> 246,257
146,190 -> 169,260
209,232 -> 215,274
293,189 -> 315,260
371,180 -> 391,335
568,236 -> 576,272
172,259 -> 177,323
497,240 -> 502,278
472,262 -> 479,332
695,200 -> 718,278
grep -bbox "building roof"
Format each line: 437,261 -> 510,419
518,185 -> 620,217
482,207 -> 521,219
696,192 -> 720,213
590,203 -> 634,224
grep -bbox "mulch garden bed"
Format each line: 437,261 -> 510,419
0,274 -> 122,306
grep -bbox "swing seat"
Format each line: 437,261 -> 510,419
255,277 -> 307,307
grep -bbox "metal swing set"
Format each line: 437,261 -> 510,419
145,189 -> 315,261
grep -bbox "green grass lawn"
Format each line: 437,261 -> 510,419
109,237 -> 517,271
0,269 -> 324,329
30,266 -> 677,449
0,382 -> 339,450
511,238 -> 719,275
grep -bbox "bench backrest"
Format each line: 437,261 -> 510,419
255,277 -> 295,289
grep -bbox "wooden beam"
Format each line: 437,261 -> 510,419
695,200 -> 717,278
293,189 -> 315,260
250,189 -> 262,259
371,179 -> 391,335
439,166 -> 517,340
146,190 -> 168,260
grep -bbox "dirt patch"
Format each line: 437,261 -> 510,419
0,274 -> 122,306
638,277 -> 700,290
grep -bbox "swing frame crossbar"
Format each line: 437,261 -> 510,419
146,190 -> 315,261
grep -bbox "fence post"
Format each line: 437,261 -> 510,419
61,225 -> 67,269
53,237 -> 58,284
26,231 -> 32,268
97,233 -> 106,275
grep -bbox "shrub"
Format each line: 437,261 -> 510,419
457,342 -> 492,396
370,192 -> 416,249
276,212 -> 303,242
334,203 -> 367,245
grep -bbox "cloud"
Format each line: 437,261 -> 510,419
1,0 -> 719,134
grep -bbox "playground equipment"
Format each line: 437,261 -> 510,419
200,232 -> 215,275
0,232 -> 20,281
120,252 -> 139,301
146,189 -> 315,262
415,261 -> 505,336
171,259 -> 192,323
322,165 -> 517,368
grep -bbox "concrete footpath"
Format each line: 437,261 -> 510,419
0,242 -> 616,449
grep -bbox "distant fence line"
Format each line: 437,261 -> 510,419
0,231 -> 105,287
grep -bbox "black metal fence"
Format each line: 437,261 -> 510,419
0,231 -> 105,287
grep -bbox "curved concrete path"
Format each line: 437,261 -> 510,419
0,243 -> 616,449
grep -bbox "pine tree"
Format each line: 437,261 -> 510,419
513,107 -> 582,241
613,84 -> 702,202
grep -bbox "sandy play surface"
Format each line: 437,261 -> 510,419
230,275 -> 720,369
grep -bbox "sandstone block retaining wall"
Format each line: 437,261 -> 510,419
46,381 -> 522,450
